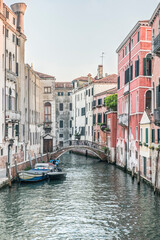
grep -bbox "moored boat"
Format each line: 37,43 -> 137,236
18,163 -> 55,182
47,171 -> 67,180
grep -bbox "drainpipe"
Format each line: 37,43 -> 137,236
126,37 -> 131,171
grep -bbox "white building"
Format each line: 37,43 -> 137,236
72,66 -> 117,142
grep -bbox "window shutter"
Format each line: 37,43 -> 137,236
137,60 -> 139,76
158,129 -> 160,143
143,58 -> 147,76
152,129 -> 155,143
16,63 -> 18,76
130,65 -> 133,81
156,86 -> 160,108
146,128 -> 148,144
135,61 -> 137,77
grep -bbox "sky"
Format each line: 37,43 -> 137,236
5,0 -> 160,81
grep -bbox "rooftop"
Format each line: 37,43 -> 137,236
35,71 -> 55,79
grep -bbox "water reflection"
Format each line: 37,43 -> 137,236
0,153 -> 160,240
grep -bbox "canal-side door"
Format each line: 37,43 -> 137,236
143,157 -> 147,177
43,139 -> 53,153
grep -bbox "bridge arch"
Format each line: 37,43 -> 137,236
50,140 -> 109,161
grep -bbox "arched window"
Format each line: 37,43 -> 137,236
44,102 -> 51,122
145,90 -> 152,110
9,52 -> 12,71
143,53 -> 152,76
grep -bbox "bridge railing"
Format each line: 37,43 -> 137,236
52,140 -> 106,153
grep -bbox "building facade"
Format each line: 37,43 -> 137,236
55,82 -> 73,146
116,21 -> 152,173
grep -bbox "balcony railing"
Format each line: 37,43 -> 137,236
153,33 -> 160,55
6,110 -> 21,122
119,113 -> 128,127
154,108 -> 160,126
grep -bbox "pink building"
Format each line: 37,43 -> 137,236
116,21 -> 152,172
93,87 -> 117,162
138,5 -> 160,187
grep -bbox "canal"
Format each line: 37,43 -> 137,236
0,153 -> 160,240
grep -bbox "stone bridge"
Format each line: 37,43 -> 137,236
50,140 -> 109,161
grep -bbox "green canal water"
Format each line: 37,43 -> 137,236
0,153 -> 160,240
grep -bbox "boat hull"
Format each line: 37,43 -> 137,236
47,172 -> 67,180
18,170 -> 48,182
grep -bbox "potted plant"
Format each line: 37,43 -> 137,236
156,145 -> 160,151
144,143 -> 148,147
139,142 -> 142,146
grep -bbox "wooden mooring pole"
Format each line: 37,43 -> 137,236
6,162 -> 12,188
154,150 -> 159,194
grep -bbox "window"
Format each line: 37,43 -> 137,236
103,113 -> 106,123
70,120 -> 72,128
152,129 -> 155,143
81,107 -> 85,116
156,83 -> 160,108
69,103 -> 72,111
59,103 -> 63,111
137,31 -> 140,42
59,134 -> 63,138
6,10 -> 9,19
123,49 -> 124,58
145,90 -> 152,110
125,46 -> 127,56
12,34 -> 15,42
125,68 -> 129,84
135,59 -> 139,77
98,99 -> 102,106
59,141 -> 63,147
86,117 -> 88,125
15,124 -> 19,137
88,89 -> 90,97
93,114 -> 96,125
81,127 -> 85,136
5,124 -> 8,137
16,38 -> 20,46
146,128 -> 148,144
44,102 -> 51,122
13,17 -> 15,25
92,88 -> 93,95
135,151 -> 138,159
131,39 -> 133,48
44,87 -> 51,93
16,62 -> 18,76
58,92 -> 63,96
98,132 -> 100,142
158,129 -> 160,143
60,120 -> 63,128
117,76 -> 120,90
68,92 -> 72,96
6,29 -> 9,37
98,113 -> 102,123
143,54 -> 152,76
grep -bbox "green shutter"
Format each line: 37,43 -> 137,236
146,128 -> 148,144
143,58 -> 147,76
156,86 -> 160,108
152,129 -> 155,143
158,129 -> 160,143
135,61 -> 137,77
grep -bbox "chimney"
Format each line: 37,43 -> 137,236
88,73 -> 92,83
97,65 -> 103,79
0,0 -> 3,13
11,3 -> 27,34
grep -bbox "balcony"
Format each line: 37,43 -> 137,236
153,33 -> 160,56
6,110 -> 21,122
43,122 -> 52,129
124,83 -> 129,95
119,113 -> 128,127
154,108 -> 160,126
